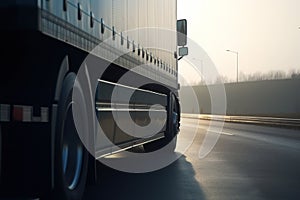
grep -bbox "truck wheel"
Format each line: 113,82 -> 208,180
144,93 -> 180,153
52,73 -> 89,200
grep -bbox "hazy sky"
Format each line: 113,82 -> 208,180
178,0 -> 300,80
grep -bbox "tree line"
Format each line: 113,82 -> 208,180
212,69 -> 300,85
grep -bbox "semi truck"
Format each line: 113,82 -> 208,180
0,0 -> 187,199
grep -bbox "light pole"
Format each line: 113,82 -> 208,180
226,49 -> 239,83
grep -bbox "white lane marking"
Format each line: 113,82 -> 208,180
208,130 -> 234,136
182,124 -> 234,136
221,131 -> 234,136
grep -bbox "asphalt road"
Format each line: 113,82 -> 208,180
84,118 -> 300,200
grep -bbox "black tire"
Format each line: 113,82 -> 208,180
52,73 -> 89,200
144,93 -> 180,153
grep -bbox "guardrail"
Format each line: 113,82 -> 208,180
182,113 -> 300,128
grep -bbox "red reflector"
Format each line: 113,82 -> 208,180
13,106 -> 23,122
10,105 -> 47,123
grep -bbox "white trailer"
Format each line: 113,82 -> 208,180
0,0 -> 187,199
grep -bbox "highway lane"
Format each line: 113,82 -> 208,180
2,119 -> 299,200
185,119 -> 300,200
3,118 -> 298,200
84,118 -> 300,200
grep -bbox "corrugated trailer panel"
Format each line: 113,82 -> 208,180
127,0 -> 139,43
170,0 -> 177,72
90,1 -> 104,41
138,0 -> 148,48
98,0 -> 113,42
39,0 -> 178,88
172,0 -> 177,70
113,0 -> 126,33
158,0 -> 172,67
147,0 -> 157,57
112,0 -> 127,53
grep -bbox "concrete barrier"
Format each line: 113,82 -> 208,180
179,79 -> 300,118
